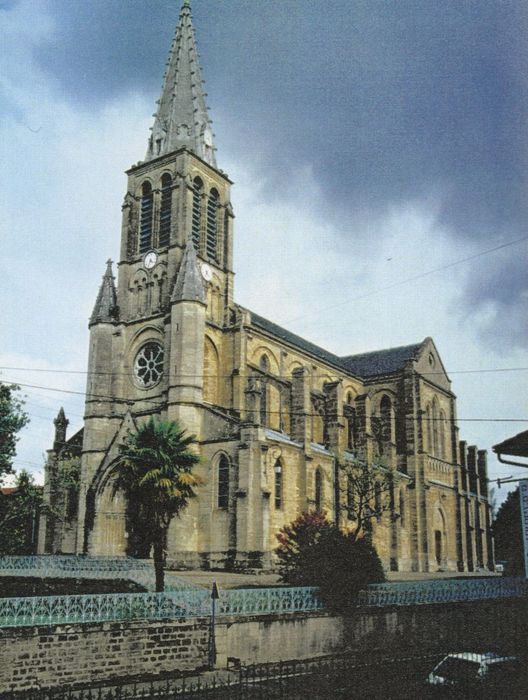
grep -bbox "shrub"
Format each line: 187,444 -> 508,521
276,511 -> 385,614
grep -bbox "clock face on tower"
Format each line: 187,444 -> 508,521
144,250 -> 158,269
200,263 -> 213,281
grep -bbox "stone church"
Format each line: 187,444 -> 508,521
39,1 -> 493,573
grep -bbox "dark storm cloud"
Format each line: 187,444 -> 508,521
35,0 -> 527,345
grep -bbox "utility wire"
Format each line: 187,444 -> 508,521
4,379 -> 526,424
2,365 -> 527,380
282,234 -> 528,325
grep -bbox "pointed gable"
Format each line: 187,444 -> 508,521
90,259 -> 118,326
146,1 -> 216,166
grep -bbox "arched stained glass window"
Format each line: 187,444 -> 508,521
380,395 -> 392,442
217,455 -> 229,509
158,173 -> 172,248
191,177 -> 203,251
315,468 -> 323,512
139,182 -> 153,253
206,189 -> 219,260
399,489 -> 405,527
274,459 -> 282,510
347,474 -> 354,520
259,355 -> 269,426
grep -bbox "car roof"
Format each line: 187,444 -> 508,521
446,652 -> 516,664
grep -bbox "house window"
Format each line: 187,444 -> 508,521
274,459 -> 282,510
139,182 -> 153,253
217,455 -> 229,509
206,189 -> 219,260
191,177 -> 203,251
158,173 -> 172,248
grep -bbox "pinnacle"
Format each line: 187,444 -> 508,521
171,238 -> 207,305
90,260 -> 119,326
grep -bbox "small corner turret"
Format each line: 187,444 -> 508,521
53,407 -> 69,452
90,259 -> 118,326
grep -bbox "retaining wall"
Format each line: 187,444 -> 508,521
1,600 -> 526,694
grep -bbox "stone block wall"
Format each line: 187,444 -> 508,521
1,600 -> 526,694
0,619 -> 209,694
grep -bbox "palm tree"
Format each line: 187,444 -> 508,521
114,417 -> 202,591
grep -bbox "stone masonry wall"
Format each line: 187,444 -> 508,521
1,600 -> 526,694
0,619 -> 209,694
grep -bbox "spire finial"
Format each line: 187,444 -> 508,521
146,0 -> 216,166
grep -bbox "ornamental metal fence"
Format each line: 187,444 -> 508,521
0,556 -> 197,592
10,651 -> 528,700
358,576 -> 528,606
0,587 -> 322,628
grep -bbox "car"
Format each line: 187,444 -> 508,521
425,652 -> 520,694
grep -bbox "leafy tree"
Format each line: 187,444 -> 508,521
276,511 -> 385,614
493,488 -> 524,576
114,418 -> 203,591
0,383 -> 29,484
0,470 -> 42,554
340,458 -> 396,542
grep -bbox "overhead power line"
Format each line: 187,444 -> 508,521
283,234 -> 528,325
3,379 -> 526,424
1,365 -> 527,380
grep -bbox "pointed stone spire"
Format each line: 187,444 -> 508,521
146,1 -> 216,166
171,236 -> 207,304
90,259 -> 118,326
53,407 -> 69,451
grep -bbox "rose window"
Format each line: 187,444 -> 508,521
134,342 -> 164,388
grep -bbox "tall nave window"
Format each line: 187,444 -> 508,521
217,455 -> 229,509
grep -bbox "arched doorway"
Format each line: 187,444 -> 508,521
91,477 -> 127,556
433,507 -> 447,569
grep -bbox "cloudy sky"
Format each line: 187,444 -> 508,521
1,0 -> 527,504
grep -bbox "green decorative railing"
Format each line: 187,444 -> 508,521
0,587 -> 322,628
0,555 -> 198,592
358,577 -> 528,606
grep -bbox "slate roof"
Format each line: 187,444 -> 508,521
340,343 -> 423,378
249,311 -> 345,370
248,310 -> 424,378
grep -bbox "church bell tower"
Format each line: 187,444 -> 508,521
78,0 -> 235,554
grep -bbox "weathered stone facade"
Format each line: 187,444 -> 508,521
39,2 -> 492,573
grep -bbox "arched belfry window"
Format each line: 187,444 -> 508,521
315,468 -> 323,512
191,177 -> 203,251
206,188 -> 219,260
274,459 -> 282,510
217,455 -> 229,509
139,182 -> 153,253
158,173 -> 172,248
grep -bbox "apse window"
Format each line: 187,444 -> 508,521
134,342 -> 164,388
